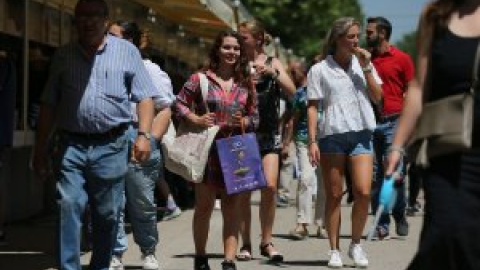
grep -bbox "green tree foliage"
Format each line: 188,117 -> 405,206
395,31 -> 418,66
241,0 -> 364,60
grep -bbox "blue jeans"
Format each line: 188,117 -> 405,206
114,125 -> 162,256
56,131 -> 128,270
371,119 -> 407,229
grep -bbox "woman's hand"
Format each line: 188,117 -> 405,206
192,112 -> 216,128
309,142 -> 320,166
385,149 -> 403,176
254,62 -> 277,78
280,144 -> 290,160
352,46 -> 372,67
227,111 -> 244,128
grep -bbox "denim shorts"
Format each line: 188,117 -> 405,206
319,129 -> 373,156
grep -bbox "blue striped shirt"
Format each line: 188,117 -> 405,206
42,35 -> 158,133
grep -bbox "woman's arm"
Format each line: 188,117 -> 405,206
175,73 -> 215,128
363,70 -> 383,104
151,107 -> 172,141
385,7 -> 432,175
307,100 -> 320,166
354,47 -> 383,104
272,58 -> 297,98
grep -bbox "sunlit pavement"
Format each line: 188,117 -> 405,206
0,193 -> 422,270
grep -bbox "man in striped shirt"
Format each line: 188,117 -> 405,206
32,0 -> 163,269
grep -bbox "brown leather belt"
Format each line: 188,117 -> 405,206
63,123 -> 128,140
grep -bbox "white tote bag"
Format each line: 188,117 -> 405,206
161,73 -> 220,183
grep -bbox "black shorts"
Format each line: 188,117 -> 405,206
256,133 -> 281,157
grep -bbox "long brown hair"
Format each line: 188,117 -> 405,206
207,31 -> 256,109
423,0 -> 462,32
208,31 -> 249,83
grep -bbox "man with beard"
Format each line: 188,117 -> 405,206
366,16 -> 415,240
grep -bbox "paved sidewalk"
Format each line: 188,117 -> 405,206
0,194 -> 423,270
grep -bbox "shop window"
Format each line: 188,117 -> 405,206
28,44 -> 54,130
0,0 -> 5,32
0,34 -> 21,147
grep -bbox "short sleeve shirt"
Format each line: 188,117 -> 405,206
371,46 -> 414,116
42,35 -> 158,133
130,59 -> 174,122
307,55 -> 382,138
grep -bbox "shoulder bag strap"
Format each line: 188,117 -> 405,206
470,41 -> 480,95
197,72 -> 210,113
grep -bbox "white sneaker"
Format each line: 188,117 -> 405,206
161,207 -> 182,221
327,250 -> 343,268
142,254 -> 159,270
109,255 -> 124,270
348,243 -> 369,268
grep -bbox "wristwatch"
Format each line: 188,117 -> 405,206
138,131 -> 151,140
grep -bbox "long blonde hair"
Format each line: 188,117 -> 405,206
321,17 -> 360,60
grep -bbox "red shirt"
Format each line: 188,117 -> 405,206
371,46 -> 415,116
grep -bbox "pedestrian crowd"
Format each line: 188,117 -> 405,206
10,0 -> 477,270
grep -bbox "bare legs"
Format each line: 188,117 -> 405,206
321,154 -> 345,250
321,153 -> 372,250
193,183 -> 240,261
193,184 -> 216,257
349,154 -> 372,243
239,153 -> 281,256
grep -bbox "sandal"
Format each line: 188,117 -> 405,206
236,244 -> 252,261
289,226 -> 309,240
259,242 -> 283,262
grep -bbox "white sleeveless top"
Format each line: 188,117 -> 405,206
307,55 -> 382,139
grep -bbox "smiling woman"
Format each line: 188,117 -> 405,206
175,30 -> 258,270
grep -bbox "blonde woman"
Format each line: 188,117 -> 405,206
307,17 -> 382,268
237,20 -> 296,262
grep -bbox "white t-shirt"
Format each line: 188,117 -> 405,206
131,59 -> 175,122
307,55 -> 382,139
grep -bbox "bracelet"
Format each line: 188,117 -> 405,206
308,139 -> 317,146
362,65 -> 372,73
387,145 -> 406,156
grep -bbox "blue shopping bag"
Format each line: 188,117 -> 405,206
216,133 -> 267,195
